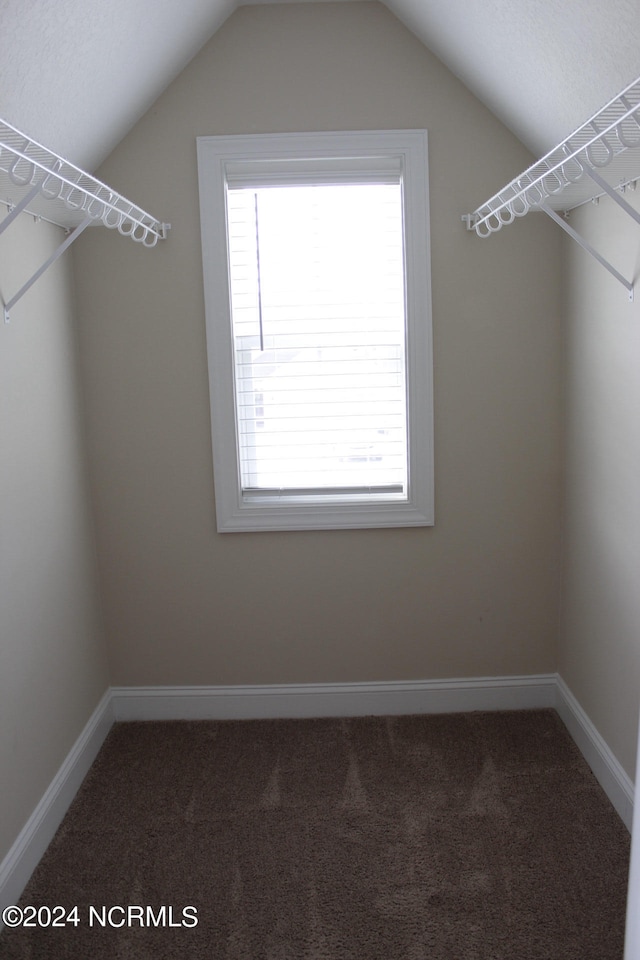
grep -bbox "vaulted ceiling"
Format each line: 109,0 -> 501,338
1,0 -> 640,172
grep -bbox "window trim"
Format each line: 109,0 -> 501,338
196,130 -> 434,532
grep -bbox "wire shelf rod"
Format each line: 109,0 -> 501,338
0,117 -> 169,245
0,116 -> 170,322
1,196 -> 63,228
464,75 -> 640,236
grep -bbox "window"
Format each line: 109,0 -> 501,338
196,130 -> 433,532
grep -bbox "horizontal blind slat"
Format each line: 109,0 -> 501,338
227,181 -> 408,493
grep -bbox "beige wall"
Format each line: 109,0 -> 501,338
0,214 -> 109,862
74,1 -> 563,687
559,189 -> 640,780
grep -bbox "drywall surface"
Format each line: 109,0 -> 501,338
0,214 -> 109,863
384,0 -> 640,157
559,189 -> 640,781
3,0 -> 640,171
74,1 -> 563,686
0,0 -> 235,170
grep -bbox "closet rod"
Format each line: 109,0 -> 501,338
0,118 -> 169,243
463,75 -> 640,236
1,117 -> 170,322
462,75 -> 640,297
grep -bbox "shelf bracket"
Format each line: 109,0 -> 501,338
3,215 -> 93,323
582,164 -> 640,226
540,202 -> 634,301
0,181 -> 45,237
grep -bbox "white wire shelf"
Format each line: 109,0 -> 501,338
463,76 -> 640,298
0,117 -> 169,244
0,117 -> 169,322
464,76 -> 640,235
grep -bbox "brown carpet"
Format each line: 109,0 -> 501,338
0,710 -> 630,959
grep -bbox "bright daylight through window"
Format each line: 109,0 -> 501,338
228,182 -> 406,494
197,131 -> 433,532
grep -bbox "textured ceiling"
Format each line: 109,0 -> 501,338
384,0 -> 640,155
1,0 -> 640,172
0,0 -> 236,169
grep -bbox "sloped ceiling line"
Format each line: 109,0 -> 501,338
1,0 -> 640,175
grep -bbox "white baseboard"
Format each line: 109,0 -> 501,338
111,674 -> 557,722
1,671 -> 632,925
555,675 -> 634,831
0,690 -> 113,915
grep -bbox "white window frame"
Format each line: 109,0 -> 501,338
196,130 -> 434,532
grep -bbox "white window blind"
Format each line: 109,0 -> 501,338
226,181 -> 407,500
196,129 -> 433,532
